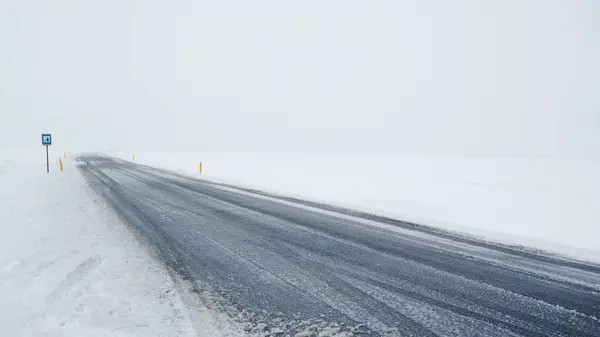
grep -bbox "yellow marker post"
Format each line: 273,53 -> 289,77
199,162 -> 203,174
132,154 -> 135,161
64,152 -> 67,159
59,158 -> 64,172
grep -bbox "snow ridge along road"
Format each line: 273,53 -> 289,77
78,155 -> 600,337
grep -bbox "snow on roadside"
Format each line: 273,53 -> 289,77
0,150 -> 245,337
117,151 -> 600,263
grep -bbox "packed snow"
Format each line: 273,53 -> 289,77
117,151 -> 600,263
2,148 -> 598,335
0,150 -> 250,337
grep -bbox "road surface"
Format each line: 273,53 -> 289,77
78,155 -> 600,337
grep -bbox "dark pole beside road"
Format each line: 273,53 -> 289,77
45,145 -> 49,173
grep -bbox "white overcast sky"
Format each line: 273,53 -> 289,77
1,0 -> 598,156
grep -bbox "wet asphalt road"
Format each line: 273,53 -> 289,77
78,155 -> 600,337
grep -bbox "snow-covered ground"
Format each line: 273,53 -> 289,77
0,150 -> 248,337
119,151 -> 600,263
2,148 -> 598,335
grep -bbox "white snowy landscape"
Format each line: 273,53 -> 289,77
2,149 -> 600,336
2,0 -> 600,335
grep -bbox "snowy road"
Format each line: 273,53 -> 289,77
78,155 -> 600,337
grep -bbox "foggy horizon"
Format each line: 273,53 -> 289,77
1,0 -> 598,157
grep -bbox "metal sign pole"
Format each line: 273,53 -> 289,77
41,133 -> 52,173
46,145 -> 49,173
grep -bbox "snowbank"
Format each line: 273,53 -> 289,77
119,151 -> 600,262
0,150 -> 246,336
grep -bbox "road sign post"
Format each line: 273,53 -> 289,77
42,134 -> 52,173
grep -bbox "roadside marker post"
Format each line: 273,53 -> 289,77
41,133 -> 52,173
59,158 -> 64,172
199,162 -> 203,174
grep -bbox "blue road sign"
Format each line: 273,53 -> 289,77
42,134 -> 52,145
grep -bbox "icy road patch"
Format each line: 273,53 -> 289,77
0,151 -> 245,336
